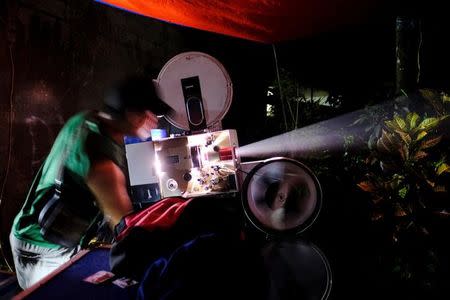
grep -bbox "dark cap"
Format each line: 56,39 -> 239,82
103,75 -> 172,118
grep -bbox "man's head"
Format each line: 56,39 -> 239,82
102,75 -> 172,139
103,75 -> 171,118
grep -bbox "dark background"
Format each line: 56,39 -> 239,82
1,0 -> 450,299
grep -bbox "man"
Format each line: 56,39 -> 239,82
9,75 -> 172,289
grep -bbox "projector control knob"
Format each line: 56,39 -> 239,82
167,178 -> 178,191
183,172 -> 192,181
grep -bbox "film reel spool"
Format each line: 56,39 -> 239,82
241,157 -> 322,236
154,51 -> 233,131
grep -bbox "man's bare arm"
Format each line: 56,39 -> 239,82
86,160 -> 133,228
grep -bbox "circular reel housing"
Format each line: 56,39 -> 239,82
242,157 -> 322,236
154,51 -> 233,131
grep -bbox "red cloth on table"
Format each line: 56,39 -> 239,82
116,197 -> 193,241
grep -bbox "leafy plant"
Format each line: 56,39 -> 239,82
357,106 -> 450,290
269,68 -> 341,132
358,112 -> 450,227
358,112 -> 449,220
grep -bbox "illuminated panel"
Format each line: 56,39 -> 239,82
126,130 -> 240,202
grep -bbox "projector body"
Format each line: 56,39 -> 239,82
126,129 -> 240,207
124,51 -> 331,299
125,51 -> 322,234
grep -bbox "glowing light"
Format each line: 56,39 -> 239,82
154,151 -> 163,177
151,129 -> 167,140
237,98 -> 419,161
187,133 -> 208,147
266,104 -> 275,117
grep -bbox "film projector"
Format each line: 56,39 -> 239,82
126,52 -> 332,300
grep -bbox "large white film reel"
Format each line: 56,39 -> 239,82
154,52 -> 233,130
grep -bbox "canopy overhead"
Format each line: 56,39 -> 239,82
97,0 -> 385,43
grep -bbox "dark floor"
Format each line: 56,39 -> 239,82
0,270 -> 21,300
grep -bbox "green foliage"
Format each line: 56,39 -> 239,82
358,112 -> 449,223
269,68 -> 340,132
356,90 -> 450,287
350,102 -> 396,151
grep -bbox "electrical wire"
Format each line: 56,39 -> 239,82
272,44 -> 289,131
294,84 -> 299,129
0,45 -> 15,203
236,167 -> 279,182
417,19 -> 422,85
0,40 -> 15,272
